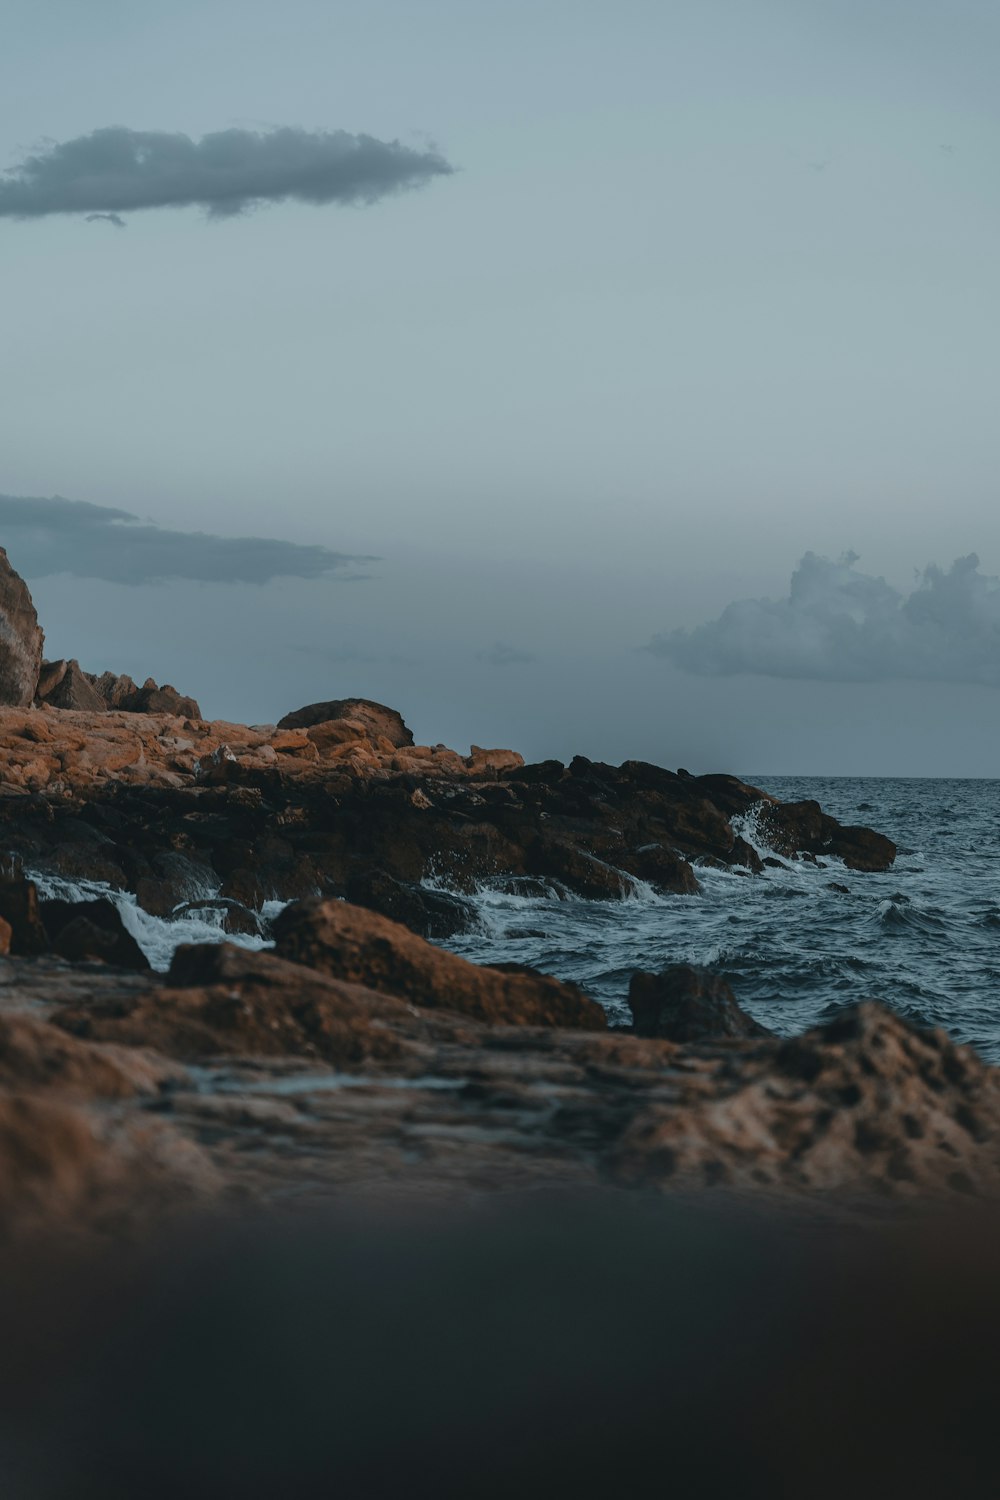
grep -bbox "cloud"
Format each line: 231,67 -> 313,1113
0,125 -> 453,221
476,642 -> 537,667
0,494 -> 375,585
85,212 -> 126,228
648,551 -> 1000,687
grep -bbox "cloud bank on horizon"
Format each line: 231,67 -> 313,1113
649,552 -> 1000,688
0,494 -> 373,585
0,125 -> 453,221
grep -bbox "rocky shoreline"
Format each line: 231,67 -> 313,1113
1,546 -> 999,1239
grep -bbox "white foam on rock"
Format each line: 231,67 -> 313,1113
27,870 -> 283,972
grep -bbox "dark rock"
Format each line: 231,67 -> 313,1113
628,964 -> 770,1042
345,868 -> 478,939
0,876 -> 50,955
171,897 -> 265,938
277,698 -> 413,747
39,897 -> 150,970
526,840 -> 633,900
87,671 -> 202,719
726,836 -> 764,874
623,844 -> 701,895
36,659 -> 107,713
759,800 -> 896,872
0,548 -> 44,707
273,898 -> 606,1030
86,671 -> 141,709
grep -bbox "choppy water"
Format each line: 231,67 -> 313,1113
439,778 -> 1000,1063
26,777 -> 1000,1062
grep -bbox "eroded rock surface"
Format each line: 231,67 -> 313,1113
0,549 -> 44,708
0,929 -> 995,1241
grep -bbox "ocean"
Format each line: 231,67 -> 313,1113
29,777 -> 1000,1063
440,777 -> 1000,1063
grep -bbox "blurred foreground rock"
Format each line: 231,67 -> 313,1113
0,902 -> 998,1241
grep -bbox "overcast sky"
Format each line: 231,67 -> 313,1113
2,0 -> 998,775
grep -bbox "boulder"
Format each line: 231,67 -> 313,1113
623,844 -> 701,895
36,659 -> 107,713
273,898 -> 606,1030
628,964 -> 770,1042
0,876 -> 50,955
0,548 -> 44,707
526,839 -> 633,900
39,897 -> 150,971
277,698 -> 413,748
56,942 -> 418,1068
344,868 -> 478,939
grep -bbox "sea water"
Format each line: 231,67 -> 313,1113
29,777 -> 1000,1062
441,777 -> 1000,1062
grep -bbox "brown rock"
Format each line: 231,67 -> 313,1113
278,698 -> 413,748
55,942 -> 419,1068
0,916 -> 11,955
628,965 -> 770,1042
467,746 -> 525,774
0,548 -> 44,707
87,671 -> 202,719
273,898 -> 606,1030
36,658 -> 107,713
305,719 -> 367,755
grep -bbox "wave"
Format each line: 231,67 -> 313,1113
27,870 -> 283,972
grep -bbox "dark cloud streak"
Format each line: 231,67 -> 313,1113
0,494 -> 375,586
0,126 -> 453,220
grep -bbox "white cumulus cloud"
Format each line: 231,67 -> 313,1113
648,552 -> 1000,687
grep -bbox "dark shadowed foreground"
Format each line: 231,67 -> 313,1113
1,1194 -> 998,1499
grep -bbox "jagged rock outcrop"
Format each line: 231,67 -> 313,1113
36,658 -> 107,712
86,672 -> 202,719
0,548 -> 44,707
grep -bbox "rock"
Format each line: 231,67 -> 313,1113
0,548 -> 44,707
526,840 -> 633,900
614,1002 -> 1000,1196
86,670 -> 141,709
759,800 -> 896,872
628,965 -> 770,1042
56,942 -> 419,1068
277,698 -> 413,748
273,898 -> 606,1030
0,875 -> 50,955
623,844 -> 701,895
87,671 -> 201,719
344,868 -> 478,939
171,897 -> 265,938
36,658 -> 107,712
0,916 -> 10,955
466,746 -> 525,774
39,898 -> 150,970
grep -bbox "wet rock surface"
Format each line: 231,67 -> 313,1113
0,705 -> 894,923
628,964 -> 772,1042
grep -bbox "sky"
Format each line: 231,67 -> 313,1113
1,0 -> 998,775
